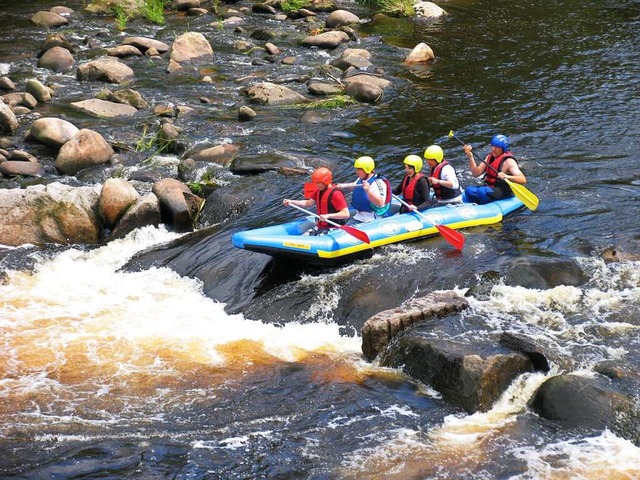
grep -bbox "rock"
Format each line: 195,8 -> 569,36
238,105 -> 257,120
0,183 -> 102,246
30,117 -> 79,148
37,46 -> 74,73
99,178 -> 141,228
306,80 -> 343,96
325,10 -> 360,28
404,42 -> 435,65
55,129 -> 115,175
30,11 -> 69,28
331,48 -> 373,70
104,45 -> 143,58
109,193 -> 162,240
0,101 -> 19,135
2,92 -> 38,109
152,178 -> 203,232
502,256 -> 588,288
173,0 -> 200,11
39,33 -> 75,55
0,77 -> 16,91
188,144 -> 240,166
76,57 -> 134,84
170,32 -> 214,63
71,98 -> 138,118
361,291 -> 469,360
0,161 -> 45,178
499,332 -> 551,372
243,82 -> 309,106
530,374 -> 640,445
25,79 -> 53,103
50,6 -> 75,16
122,36 -> 170,53
301,31 -> 350,49
110,88 -> 149,109
413,1 -> 447,19
344,81 -> 382,103
602,244 -> 640,262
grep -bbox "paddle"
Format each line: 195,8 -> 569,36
303,182 -> 317,199
288,203 -> 371,244
392,194 -> 465,250
448,131 -> 539,211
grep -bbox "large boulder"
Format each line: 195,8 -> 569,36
55,129 -> 115,175
170,32 -> 213,63
37,46 -> 74,73
0,183 -> 102,246
243,82 -> 309,106
109,193 -> 162,239
0,100 -> 19,135
301,31 -> 350,49
99,178 -> 141,228
29,117 -> 79,148
76,57 -> 134,84
152,178 -> 203,232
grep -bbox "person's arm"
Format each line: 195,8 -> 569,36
464,145 -> 487,178
318,192 -> 350,222
363,178 -> 385,207
498,158 -> 527,184
283,197 -> 315,208
335,180 -> 357,190
392,180 -> 403,196
431,165 -> 459,189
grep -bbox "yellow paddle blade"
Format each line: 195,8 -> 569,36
505,178 -> 539,211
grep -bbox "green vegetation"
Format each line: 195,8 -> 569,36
356,0 -> 415,17
310,95 -> 357,109
135,125 -> 172,164
280,0 -> 309,12
111,0 -> 168,29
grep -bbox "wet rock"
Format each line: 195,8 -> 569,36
50,6 -> 75,16
250,28 -> 275,41
414,1 -> 448,19
38,46 -> 74,73
170,32 -> 214,63
173,0 -> 200,10
0,161 -> 45,178
99,178 -> 141,228
331,48 -> 373,71
104,45 -> 144,58
530,374 -> 640,445
29,117 -> 80,148
25,79 -> 54,103
110,88 -> 149,109
404,42 -> 435,65
39,33 -> 75,55
301,31 -> 350,49
325,10 -> 360,28
306,80 -> 343,96
498,332 -> 551,372
30,11 -> 69,28
344,81 -> 382,103
55,129 -> 115,175
153,178 -> 203,232
502,256 -> 588,288
252,3 -> 277,14
0,182 -> 102,246
0,101 -> 19,135
77,57 -> 134,84
71,98 -> 138,118
243,82 -> 310,106
362,291 -> 469,360
122,36 -> 170,53
342,72 -> 391,90
380,322 -> 535,413
265,42 -> 281,55
238,105 -> 257,120
2,92 -> 38,109
188,144 -> 240,166
108,192 -> 162,240
602,243 -> 640,262
0,77 -> 17,91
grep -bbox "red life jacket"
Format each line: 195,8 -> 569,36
430,160 -> 461,200
400,173 -> 425,204
484,151 -> 515,186
314,186 -> 344,229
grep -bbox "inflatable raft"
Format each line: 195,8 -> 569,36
232,196 -> 525,265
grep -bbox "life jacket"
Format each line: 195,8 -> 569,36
352,173 -> 392,216
400,173 -> 425,204
431,160 -> 462,200
484,151 -> 515,188
314,185 -> 345,229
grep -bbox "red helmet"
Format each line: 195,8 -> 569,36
311,167 -> 332,185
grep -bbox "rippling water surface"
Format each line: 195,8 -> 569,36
1,0 -> 639,478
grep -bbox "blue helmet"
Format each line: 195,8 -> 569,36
490,134 -> 510,151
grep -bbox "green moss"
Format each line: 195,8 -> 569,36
281,0 -> 310,12
356,0 -> 415,17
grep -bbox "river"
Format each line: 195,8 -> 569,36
1,0 -> 639,478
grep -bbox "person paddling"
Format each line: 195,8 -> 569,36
424,145 -> 463,205
283,167 -> 350,236
392,154 -> 433,213
336,156 -> 391,225
463,134 -> 527,204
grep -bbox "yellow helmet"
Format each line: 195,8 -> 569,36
403,154 -> 423,173
424,145 -> 444,163
354,156 -> 375,174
